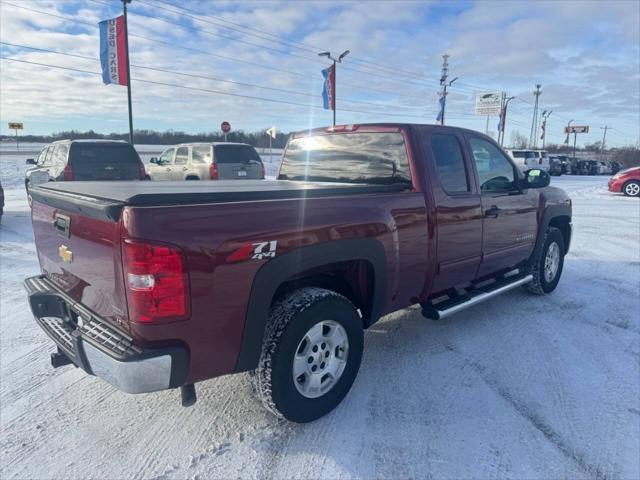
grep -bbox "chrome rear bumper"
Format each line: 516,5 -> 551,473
24,275 -> 188,394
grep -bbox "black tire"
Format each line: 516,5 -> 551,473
251,287 -> 364,423
525,227 -> 565,295
622,180 -> 640,197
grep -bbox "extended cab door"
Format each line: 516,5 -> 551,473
466,136 -> 538,277
418,127 -> 482,294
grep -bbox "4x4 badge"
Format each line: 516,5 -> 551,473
227,241 -> 277,263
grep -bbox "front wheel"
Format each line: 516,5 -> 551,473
525,227 -> 565,295
251,287 -> 364,423
622,180 -> 640,197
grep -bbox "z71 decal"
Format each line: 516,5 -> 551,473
227,241 -> 278,263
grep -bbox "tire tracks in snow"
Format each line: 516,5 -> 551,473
440,340 -> 612,480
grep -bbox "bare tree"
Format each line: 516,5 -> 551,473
509,130 -> 528,149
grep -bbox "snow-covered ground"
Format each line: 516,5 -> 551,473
1,151 -> 639,478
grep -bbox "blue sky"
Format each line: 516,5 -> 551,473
1,0 -> 638,147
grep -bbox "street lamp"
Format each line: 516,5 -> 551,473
318,50 -> 350,126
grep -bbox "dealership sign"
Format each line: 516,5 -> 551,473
564,126 -> 589,134
475,92 -> 503,115
8,122 -> 23,130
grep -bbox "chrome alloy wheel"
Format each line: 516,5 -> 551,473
292,320 -> 349,399
624,182 -> 640,196
544,241 -> 561,283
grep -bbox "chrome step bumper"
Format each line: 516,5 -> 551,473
24,275 -> 188,394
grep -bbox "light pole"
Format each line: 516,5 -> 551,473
541,110 -> 552,149
499,95 -> 515,146
318,50 -> 350,126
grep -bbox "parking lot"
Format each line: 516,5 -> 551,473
1,170 -> 639,479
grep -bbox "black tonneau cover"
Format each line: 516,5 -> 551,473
30,180 -> 410,221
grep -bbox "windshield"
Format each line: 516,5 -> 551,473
214,145 -> 262,164
279,132 -> 411,185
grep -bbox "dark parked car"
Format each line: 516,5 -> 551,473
576,159 -> 599,175
24,123 -> 571,422
25,140 -> 146,202
548,156 -> 563,176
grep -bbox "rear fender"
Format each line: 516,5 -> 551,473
234,238 -> 387,372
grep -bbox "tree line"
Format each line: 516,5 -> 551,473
1,129 -> 290,149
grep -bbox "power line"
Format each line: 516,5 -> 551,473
91,0 -> 435,87
0,56 -> 439,120
0,1 -> 431,100
0,41 -> 435,112
143,0 -> 431,81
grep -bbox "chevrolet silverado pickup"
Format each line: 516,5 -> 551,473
24,123 -> 572,422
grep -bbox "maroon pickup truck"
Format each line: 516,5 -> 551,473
24,123 -> 571,422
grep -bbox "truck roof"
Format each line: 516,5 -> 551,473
175,142 -> 253,147
50,139 -> 129,145
289,123 -> 485,138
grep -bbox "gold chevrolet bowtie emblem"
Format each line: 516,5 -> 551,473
58,245 -> 73,264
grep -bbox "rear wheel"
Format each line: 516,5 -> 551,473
622,180 -> 640,197
525,227 -> 565,295
251,287 -> 363,423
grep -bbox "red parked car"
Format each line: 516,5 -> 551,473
608,166 -> 640,197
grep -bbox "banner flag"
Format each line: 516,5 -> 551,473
99,16 -> 128,86
436,95 -> 445,122
321,64 -> 335,110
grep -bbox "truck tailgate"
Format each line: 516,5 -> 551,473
30,197 -> 129,331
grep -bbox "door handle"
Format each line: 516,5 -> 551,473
485,205 -> 501,218
182,167 -> 188,171
166,168 -> 171,172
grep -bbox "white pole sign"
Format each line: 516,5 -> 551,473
475,92 -> 503,116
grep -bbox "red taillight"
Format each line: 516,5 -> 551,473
209,162 -> 219,180
139,163 -> 147,180
63,164 -> 73,180
122,240 -> 189,323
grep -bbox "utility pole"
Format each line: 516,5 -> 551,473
600,125 -> 610,153
529,84 -> 542,148
437,54 -> 458,126
540,110 -> 552,149
318,50 -> 350,126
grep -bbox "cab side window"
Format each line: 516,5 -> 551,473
432,134 -> 469,194
159,148 -> 175,164
174,147 -> 189,165
469,138 -> 517,192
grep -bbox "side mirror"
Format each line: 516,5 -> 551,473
523,168 -> 550,188
26,158 -> 36,165
149,157 -> 158,164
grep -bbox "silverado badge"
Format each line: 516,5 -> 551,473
58,245 -> 73,264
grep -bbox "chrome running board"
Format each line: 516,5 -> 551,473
421,274 -> 533,320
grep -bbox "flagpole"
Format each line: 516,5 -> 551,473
332,60 -> 336,127
122,0 -> 134,145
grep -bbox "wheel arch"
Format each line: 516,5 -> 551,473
234,238 -> 387,372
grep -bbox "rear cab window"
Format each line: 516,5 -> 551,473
279,132 -> 411,185
431,134 -> 469,194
